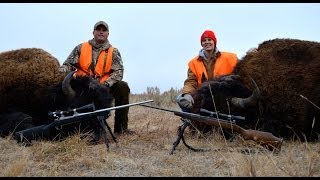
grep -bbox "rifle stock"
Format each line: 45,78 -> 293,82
140,104 -> 283,152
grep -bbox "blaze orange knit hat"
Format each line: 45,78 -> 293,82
200,30 -> 217,45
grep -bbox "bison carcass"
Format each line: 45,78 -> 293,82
0,48 -> 113,142
192,38 -> 320,141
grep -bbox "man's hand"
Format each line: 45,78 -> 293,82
176,93 -> 194,109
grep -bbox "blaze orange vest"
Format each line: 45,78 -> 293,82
74,42 -> 114,84
188,52 -> 238,86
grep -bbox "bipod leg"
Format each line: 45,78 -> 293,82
170,119 -> 190,155
181,129 -> 210,152
97,116 -> 110,150
178,119 -> 209,153
105,120 -> 118,143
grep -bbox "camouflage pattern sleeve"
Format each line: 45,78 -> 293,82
58,44 -> 82,73
182,68 -> 198,95
104,47 -> 124,87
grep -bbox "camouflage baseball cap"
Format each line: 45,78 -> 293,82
93,21 -> 109,31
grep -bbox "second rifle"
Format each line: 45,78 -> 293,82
140,104 -> 283,154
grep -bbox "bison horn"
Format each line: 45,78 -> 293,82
231,77 -> 260,109
62,71 -> 76,99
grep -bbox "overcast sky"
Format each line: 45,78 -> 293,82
1,3 -> 319,93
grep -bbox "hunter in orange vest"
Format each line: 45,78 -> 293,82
75,42 -> 114,84
177,29 -> 239,112
59,21 -> 133,139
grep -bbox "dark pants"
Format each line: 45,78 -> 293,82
110,81 -> 130,133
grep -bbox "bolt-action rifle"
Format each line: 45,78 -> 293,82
140,104 -> 283,154
15,100 -> 154,149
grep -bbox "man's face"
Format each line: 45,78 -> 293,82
93,25 -> 109,44
201,38 -> 215,51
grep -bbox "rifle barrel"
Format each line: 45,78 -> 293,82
139,104 -> 177,113
59,99 -> 154,120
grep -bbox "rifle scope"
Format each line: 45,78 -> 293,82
48,103 -> 96,119
199,108 -> 245,122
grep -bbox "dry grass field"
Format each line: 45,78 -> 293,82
0,92 -> 320,177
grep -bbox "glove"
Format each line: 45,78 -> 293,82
176,93 -> 194,109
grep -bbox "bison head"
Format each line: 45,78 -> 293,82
191,74 -> 260,134
44,71 -> 113,116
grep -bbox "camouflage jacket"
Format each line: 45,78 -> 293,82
59,39 -> 124,87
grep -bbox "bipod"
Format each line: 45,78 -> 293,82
170,118 -> 210,155
96,114 -> 118,150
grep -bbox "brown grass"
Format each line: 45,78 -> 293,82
1,93 -> 320,177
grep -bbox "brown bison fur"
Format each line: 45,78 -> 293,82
0,48 -> 65,126
192,38 -> 320,141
